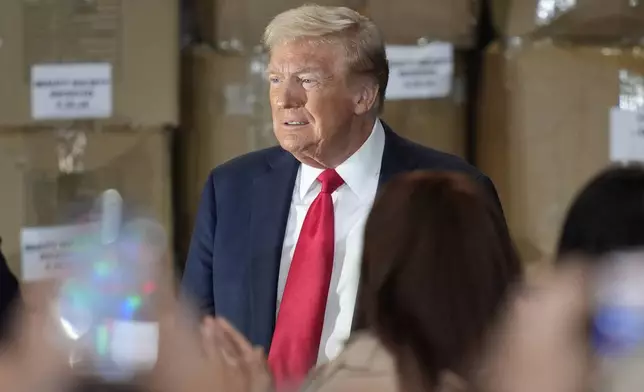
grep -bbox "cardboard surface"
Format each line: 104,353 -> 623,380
0,126 -> 173,277
197,0 -> 479,51
365,0 -> 479,46
381,51 -> 467,158
477,41 -> 644,263
196,0 -> 362,51
493,0 -> 644,42
0,0 -> 179,126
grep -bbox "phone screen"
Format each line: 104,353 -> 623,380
53,216 -> 166,383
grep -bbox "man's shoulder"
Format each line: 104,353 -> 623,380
396,135 -> 484,179
210,145 -> 286,182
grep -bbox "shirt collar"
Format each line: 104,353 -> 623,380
299,119 -> 385,201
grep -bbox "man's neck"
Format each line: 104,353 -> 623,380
324,117 -> 377,168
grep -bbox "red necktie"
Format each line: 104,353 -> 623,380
268,169 -> 344,389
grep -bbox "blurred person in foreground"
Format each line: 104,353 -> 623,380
181,3 -> 504,386
557,163 -> 644,261
477,261 -> 591,392
481,163 -> 644,392
196,171 -> 523,391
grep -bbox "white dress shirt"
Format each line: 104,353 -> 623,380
276,119 -> 386,365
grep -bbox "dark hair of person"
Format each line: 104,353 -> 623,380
356,171 -> 523,392
557,163 -> 644,261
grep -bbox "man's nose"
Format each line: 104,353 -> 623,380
275,83 -> 305,109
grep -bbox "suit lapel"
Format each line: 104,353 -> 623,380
248,151 -> 299,350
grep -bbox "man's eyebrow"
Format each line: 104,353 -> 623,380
266,67 -> 325,76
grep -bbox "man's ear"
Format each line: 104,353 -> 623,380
353,80 -> 380,116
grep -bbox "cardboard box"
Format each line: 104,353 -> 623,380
492,0 -> 644,42
197,0 -> 478,52
177,46 -> 276,256
0,126 -> 173,278
0,0 -> 179,126
477,41 -> 644,264
195,0 -> 362,52
365,0 -> 479,47
381,49 -> 467,158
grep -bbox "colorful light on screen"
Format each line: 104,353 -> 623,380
96,324 -> 110,357
94,259 -> 113,278
143,281 -> 156,295
56,216 -> 165,363
121,295 -> 143,318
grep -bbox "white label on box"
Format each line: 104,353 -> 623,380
385,43 -> 454,101
21,223 -> 100,282
610,107 -> 644,162
31,63 -> 113,119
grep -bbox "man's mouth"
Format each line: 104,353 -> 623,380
284,121 -> 309,126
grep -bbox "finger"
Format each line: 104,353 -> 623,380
211,322 -> 242,367
216,317 -> 255,358
201,316 -> 223,361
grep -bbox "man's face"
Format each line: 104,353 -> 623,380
267,39 -> 358,167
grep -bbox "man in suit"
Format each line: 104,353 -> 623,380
0,246 -> 19,341
181,4 -> 504,386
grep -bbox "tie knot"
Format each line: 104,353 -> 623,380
317,169 -> 344,194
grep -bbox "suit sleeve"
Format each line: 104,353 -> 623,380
181,171 -> 217,316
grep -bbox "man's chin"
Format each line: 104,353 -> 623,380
284,147 -> 326,168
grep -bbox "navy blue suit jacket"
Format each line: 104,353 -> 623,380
181,125 -> 503,352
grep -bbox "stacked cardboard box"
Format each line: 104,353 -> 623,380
364,0 -> 479,47
479,2 -> 644,264
0,0 -> 178,277
363,0 -> 478,158
492,0 -> 644,43
379,47 -> 468,158
195,0 -> 362,52
0,126 -> 174,279
196,0 -> 479,51
0,0 -> 178,126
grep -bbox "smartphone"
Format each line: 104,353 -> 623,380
52,190 -> 168,384
593,250 -> 644,392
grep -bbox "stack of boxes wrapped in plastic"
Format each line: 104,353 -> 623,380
479,0 -> 644,264
0,0 -> 178,279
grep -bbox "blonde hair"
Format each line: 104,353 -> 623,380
263,4 -> 389,111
